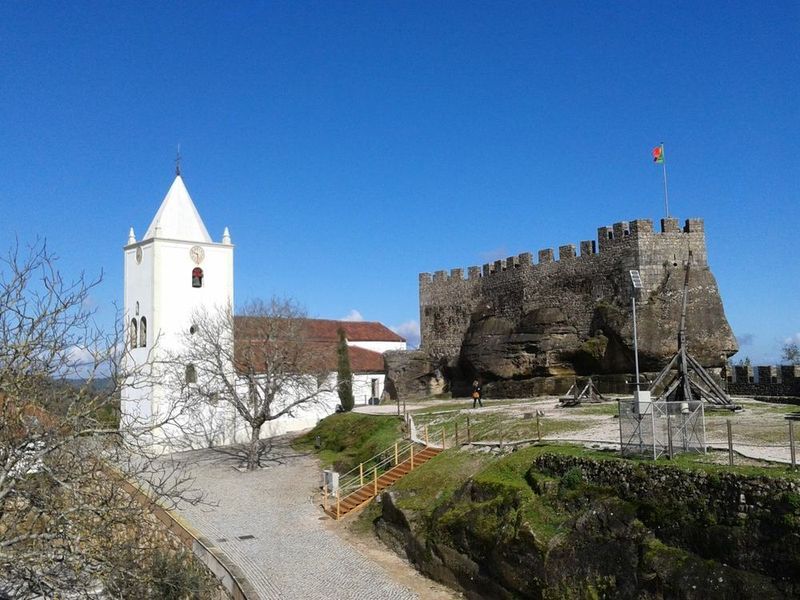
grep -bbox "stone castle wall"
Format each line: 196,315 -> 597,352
726,364 -> 800,398
416,217 -> 736,388
420,217 -> 706,358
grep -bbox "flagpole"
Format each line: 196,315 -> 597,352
661,142 -> 670,218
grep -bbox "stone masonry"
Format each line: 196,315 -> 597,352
415,218 -> 737,395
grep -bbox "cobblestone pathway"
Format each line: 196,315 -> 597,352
172,439 -> 417,600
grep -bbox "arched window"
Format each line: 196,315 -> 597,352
185,364 -> 197,384
192,267 -> 204,288
130,319 -> 138,349
139,317 -> 147,347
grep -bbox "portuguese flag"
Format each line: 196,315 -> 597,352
652,145 -> 664,163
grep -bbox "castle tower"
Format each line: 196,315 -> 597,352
121,174 -> 234,443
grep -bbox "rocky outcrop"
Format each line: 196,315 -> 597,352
382,350 -> 446,400
375,454 -> 797,599
460,266 -> 736,381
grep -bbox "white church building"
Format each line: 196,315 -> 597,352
121,172 -> 405,449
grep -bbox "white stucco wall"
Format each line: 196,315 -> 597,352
347,340 -> 406,353
352,372 -> 386,404
122,233 -> 234,446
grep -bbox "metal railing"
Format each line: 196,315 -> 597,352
408,401 -> 800,467
322,415 -> 459,519
410,410 -> 547,448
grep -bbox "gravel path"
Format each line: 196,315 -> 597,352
172,439 -> 417,600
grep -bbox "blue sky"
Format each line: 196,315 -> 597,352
1,2 -> 797,361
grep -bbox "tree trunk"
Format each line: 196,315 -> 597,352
247,424 -> 262,470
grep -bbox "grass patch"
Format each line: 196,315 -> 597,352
442,445 -> 594,544
294,412 -> 405,473
392,449 -> 490,512
751,402 -> 800,415
503,417 -> 592,440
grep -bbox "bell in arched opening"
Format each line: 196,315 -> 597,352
192,267 -> 204,288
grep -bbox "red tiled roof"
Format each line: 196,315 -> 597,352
234,340 -> 385,375
232,317 -> 390,375
234,317 -> 404,343
347,346 -> 386,372
302,319 -> 404,342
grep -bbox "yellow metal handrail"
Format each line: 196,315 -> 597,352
336,440 -> 420,501
325,426 -> 450,518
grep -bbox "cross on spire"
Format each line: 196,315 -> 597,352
175,145 -> 182,176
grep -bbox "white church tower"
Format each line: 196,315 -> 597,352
121,168 -> 234,447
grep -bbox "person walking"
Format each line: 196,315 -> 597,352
472,379 -> 483,409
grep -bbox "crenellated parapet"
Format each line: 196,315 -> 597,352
419,217 -> 707,287
727,364 -> 800,398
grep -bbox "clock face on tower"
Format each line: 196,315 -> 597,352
190,246 -> 205,265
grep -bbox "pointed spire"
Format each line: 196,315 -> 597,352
128,227 -> 136,245
143,176 -> 212,243
222,227 -> 231,245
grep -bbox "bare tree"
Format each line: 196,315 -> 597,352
783,341 -> 800,365
0,240 -> 205,598
170,297 -> 337,470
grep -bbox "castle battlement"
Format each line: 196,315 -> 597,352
420,217 -> 706,283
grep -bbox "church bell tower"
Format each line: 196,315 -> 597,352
121,170 -> 234,441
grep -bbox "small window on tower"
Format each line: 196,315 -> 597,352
139,317 -> 147,347
130,319 -> 138,349
186,364 -> 197,384
192,267 -> 204,288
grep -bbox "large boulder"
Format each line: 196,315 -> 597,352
453,266 -> 737,393
383,350 -> 446,400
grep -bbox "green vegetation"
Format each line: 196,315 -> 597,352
305,407 -> 800,598
741,400 -> 800,415
410,398 -> 532,413
336,328 -> 354,411
93,399 -> 121,428
294,412 -> 404,473
383,443 -> 800,596
391,449 -> 489,512
665,449 -> 800,478
298,400 -> 800,599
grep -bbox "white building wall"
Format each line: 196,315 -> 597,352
347,340 -> 406,353
352,373 -> 386,404
228,373 -> 341,442
122,233 -> 234,447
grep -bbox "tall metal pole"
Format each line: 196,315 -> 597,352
661,142 -> 670,218
632,296 -> 641,391
629,270 -> 643,393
